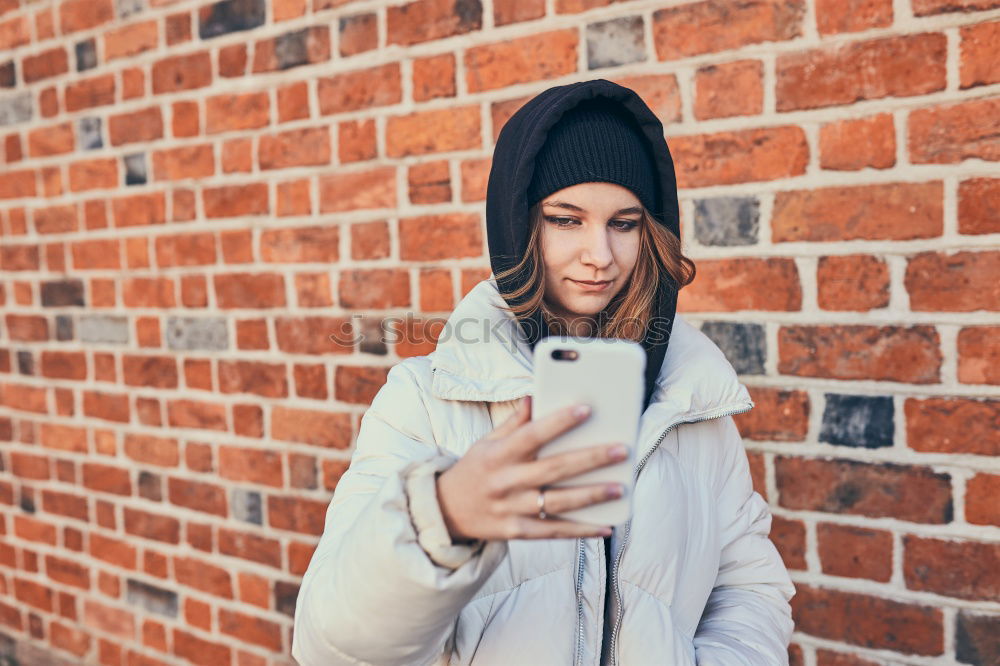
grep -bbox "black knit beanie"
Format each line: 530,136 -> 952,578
527,97 -> 659,213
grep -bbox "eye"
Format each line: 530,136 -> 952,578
611,220 -> 639,231
544,216 -> 579,227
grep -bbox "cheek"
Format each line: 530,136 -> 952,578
613,234 -> 641,271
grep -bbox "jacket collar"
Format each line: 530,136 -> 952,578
429,279 -> 753,437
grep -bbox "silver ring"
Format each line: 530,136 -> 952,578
537,489 -> 547,520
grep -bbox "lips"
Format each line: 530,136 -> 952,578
572,279 -> 611,285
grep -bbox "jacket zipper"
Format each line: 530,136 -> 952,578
606,404 -> 753,666
574,537 -> 586,666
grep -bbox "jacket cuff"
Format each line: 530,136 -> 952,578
403,455 -> 486,570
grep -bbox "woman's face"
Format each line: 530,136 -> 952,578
539,182 -> 642,332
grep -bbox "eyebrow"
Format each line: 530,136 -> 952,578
542,200 -> 643,216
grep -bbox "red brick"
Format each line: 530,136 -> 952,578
465,30 -> 577,93
45,555 -> 90,589
168,477 -> 227,517
259,127 -> 331,169
152,51 -> 212,94
34,204 -> 78,234
908,97 -> 1000,163
27,122 -> 74,157
694,59 -> 763,120
0,169 -> 37,199
166,11 -> 191,45
965,473 -> 1000,527
111,193 -> 164,229
218,608 -> 281,650
0,15 -> 30,51
779,325 -> 941,383
275,316 -> 354,355
815,0 -> 892,35
104,20 -> 158,60
72,239 -> 119,270
219,43 -> 247,77
817,523 -> 892,581
679,258 -> 801,311
319,166 -> 395,213
15,515 -> 57,545
819,113 -> 896,170
23,47 -> 69,83
11,452 -> 50,480
791,584 -> 943,655
175,555 -> 233,598
390,316 -> 445,357
958,177 -> 1000,235
671,126 -> 808,188
775,181 -> 943,241
124,433 -> 179,467
318,63 -> 401,115
121,67 -> 145,99
275,0 -> 307,20
904,397 -> 999,456
59,0 -> 113,33
913,0 -> 1000,14
206,92 -> 270,134
338,118 -> 376,162
218,360 -> 288,398
222,138 -> 252,173
82,462 -> 131,496
43,489 -> 89,521
15,578 -> 54,611
213,273 -> 285,309
905,250 -> 999,311
419,267 -> 454,311
152,144 -> 214,181
776,456 -> 953,524
339,268 -> 410,308
171,101 -> 199,138
960,19 -> 1000,89
399,213 -> 482,260
335,366 -> 390,405
271,407 -> 352,448
123,508 -> 179,544
175,625 -> 223,663
69,158 -> 118,192
40,350 -> 87,379
770,516 -> 806,570
268,495 -> 328,535
904,536 -> 999,601
495,0 -> 544,25
122,355 -> 179,388
777,33 -> 945,111
83,390 -> 130,423
154,232 -> 216,268
122,276 -> 176,308
817,255 -> 889,311
166,399 -> 227,432
218,445 -> 282,486
50,621 -> 91,656
276,179 -> 311,216
39,423 -> 87,452
958,326 -> 999,385
277,81 -> 309,123
413,53 -> 456,101
260,225 -> 338,263
109,107 -> 164,146
653,0 -> 804,60
218,529 -> 281,568
387,106 -> 481,157
461,158 -> 491,203
408,160 -> 451,204
253,25 -> 330,72
388,0 -> 481,45
203,184 -> 268,218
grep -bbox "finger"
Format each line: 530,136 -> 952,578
484,395 -> 531,441
516,483 -> 623,517
505,402 -> 590,460
513,443 -> 627,489
507,517 -> 611,540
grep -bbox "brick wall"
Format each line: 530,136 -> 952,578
0,0 -> 997,664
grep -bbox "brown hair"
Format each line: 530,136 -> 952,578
494,201 -> 696,340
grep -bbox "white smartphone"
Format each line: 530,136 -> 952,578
531,336 -> 645,526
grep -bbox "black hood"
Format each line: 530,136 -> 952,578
485,78 -> 681,411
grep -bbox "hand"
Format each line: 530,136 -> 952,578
436,395 -> 627,542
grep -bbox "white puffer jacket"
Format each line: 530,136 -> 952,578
292,278 -> 795,665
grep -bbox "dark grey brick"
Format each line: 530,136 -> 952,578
820,394 -> 893,449
41,280 -> 85,307
16,350 -> 33,375
957,611 -> 1000,665
232,488 -> 262,525
275,580 -> 299,618
79,314 -> 129,344
19,489 -> 34,514
165,316 -> 228,351
359,316 -> 387,355
198,0 -> 266,39
0,61 -> 14,88
586,16 -> 645,70
138,471 -> 161,501
700,321 -> 765,375
117,0 -> 144,18
124,153 -> 146,186
75,39 -> 97,72
272,28 -> 311,70
0,91 -> 32,126
126,579 -> 178,617
55,315 -> 74,341
693,197 -> 759,246
78,117 -> 102,150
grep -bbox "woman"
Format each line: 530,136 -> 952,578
292,79 -> 794,665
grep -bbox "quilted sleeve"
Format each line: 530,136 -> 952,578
292,359 -> 508,666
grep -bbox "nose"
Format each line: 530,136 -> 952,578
579,226 -> 614,271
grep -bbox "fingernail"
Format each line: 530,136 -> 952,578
609,445 -> 627,460
573,404 -> 591,419
606,484 -> 623,498
600,527 -> 613,536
